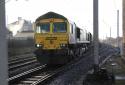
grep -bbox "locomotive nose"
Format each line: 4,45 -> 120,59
45,35 -> 68,49
50,40 -> 53,44
36,34 -> 68,49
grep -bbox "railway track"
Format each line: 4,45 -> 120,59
9,62 -> 40,77
8,65 -> 47,85
9,59 -> 37,70
8,53 -> 34,62
8,53 -> 36,70
8,53 -> 39,77
8,44 -> 118,85
9,57 -> 36,66
9,65 -> 62,85
99,44 -> 118,64
8,45 -> 94,85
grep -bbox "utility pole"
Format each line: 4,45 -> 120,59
93,0 -> 99,71
110,27 -> 111,45
117,10 -> 120,49
84,1 -> 115,84
110,27 -> 111,38
123,0 -> 125,57
0,0 -> 8,85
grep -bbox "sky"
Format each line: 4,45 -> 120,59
5,0 -> 122,39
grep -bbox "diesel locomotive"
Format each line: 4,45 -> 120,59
34,12 -> 92,64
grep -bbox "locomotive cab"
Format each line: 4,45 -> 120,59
34,15 -> 70,64
35,19 -> 69,50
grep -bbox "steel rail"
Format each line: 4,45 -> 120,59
12,48 -> 94,85
9,62 -> 40,77
8,64 -> 46,84
9,57 -> 36,66
9,44 -> 117,85
9,60 -> 37,70
8,53 -> 34,62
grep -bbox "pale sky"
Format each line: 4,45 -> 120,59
5,0 -> 122,39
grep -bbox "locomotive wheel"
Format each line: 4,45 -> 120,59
68,50 -> 75,61
79,48 -> 84,57
75,48 -> 82,57
84,46 -> 87,53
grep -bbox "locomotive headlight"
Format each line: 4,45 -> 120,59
37,44 -> 40,47
36,44 -> 42,48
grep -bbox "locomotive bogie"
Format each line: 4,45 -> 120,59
34,49 -> 69,64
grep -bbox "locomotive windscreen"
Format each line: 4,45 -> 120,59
53,22 -> 67,33
36,23 -> 50,33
